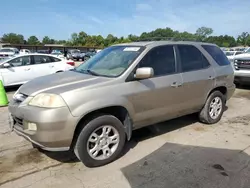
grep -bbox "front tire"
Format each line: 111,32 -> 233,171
199,91 -> 226,124
74,115 -> 126,167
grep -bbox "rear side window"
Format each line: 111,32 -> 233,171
202,45 -> 230,66
49,56 -> 61,62
178,45 -> 210,72
34,55 -> 52,64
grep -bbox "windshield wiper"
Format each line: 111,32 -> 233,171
86,69 -> 100,76
74,69 -> 101,76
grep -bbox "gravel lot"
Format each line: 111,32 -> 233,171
0,87 -> 250,188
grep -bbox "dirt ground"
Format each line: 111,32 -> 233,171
0,87 -> 250,188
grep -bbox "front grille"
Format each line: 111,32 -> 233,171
13,117 -> 23,126
234,59 -> 250,70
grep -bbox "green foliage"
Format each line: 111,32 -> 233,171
1,27 -> 249,48
27,36 -> 40,45
237,32 -> 249,46
195,27 -> 213,41
1,33 -> 25,44
42,36 -> 55,44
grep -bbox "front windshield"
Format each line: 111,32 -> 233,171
75,46 -> 144,77
245,48 -> 250,53
0,49 -> 14,53
225,52 -> 234,56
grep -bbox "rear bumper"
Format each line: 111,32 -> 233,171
227,84 -> 236,100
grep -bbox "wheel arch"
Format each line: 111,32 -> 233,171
207,86 -> 227,100
70,105 -> 133,149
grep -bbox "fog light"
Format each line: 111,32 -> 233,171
23,121 -> 37,131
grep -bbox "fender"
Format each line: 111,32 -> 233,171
70,96 -> 135,140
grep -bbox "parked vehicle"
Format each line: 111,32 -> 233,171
67,49 -> 84,61
244,47 -> 250,53
232,52 -> 250,84
225,51 -> 243,62
0,54 -> 74,87
51,50 -> 65,59
37,50 -> 50,54
9,41 -> 235,167
19,49 -> 31,55
84,51 -> 96,61
0,48 -> 19,58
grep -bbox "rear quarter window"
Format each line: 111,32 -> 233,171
202,45 -> 230,66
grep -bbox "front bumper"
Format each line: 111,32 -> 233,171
234,70 -> 250,83
8,101 -> 78,151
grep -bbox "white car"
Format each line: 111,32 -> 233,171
0,48 -> 19,58
19,49 -> 31,55
0,54 -> 75,87
225,51 -> 243,62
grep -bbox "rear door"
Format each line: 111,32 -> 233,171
0,55 -> 34,86
176,44 -> 215,114
32,55 -> 56,77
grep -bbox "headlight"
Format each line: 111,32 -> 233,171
29,93 -> 66,108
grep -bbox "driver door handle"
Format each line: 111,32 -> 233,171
208,76 -> 215,80
171,82 -> 182,88
24,68 -> 31,71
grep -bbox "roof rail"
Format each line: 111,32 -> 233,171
135,37 -> 201,42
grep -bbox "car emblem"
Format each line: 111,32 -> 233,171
13,93 -> 25,102
241,61 -> 250,64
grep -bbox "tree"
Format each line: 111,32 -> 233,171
195,27 -> 213,41
237,32 -> 249,46
128,34 -> 138,41
78,31 -> 88,45
27,36 -> 40,45
1,33 -> 24,44
246,35 -> 250,46
42,36 -> 51,44
71,33 -> 78,46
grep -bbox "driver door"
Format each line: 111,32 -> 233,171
1,55 -> 34,86
125,45 -> 184,128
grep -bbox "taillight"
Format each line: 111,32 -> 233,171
67,62 -> 75,66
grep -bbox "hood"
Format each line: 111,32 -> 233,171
227,55 -> 234,60
18,71 -> 112,96
233,53 -> 250,60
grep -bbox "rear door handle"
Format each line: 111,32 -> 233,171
171,82 -> 182,88
208,76 -> 215,80
24,68 -> 31,71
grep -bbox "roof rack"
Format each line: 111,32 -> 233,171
135,37 -> 201,42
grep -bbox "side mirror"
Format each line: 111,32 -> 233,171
135,67 -> 154,79
3,63 -> 11,68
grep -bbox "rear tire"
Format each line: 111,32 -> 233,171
74,115 -> 126,167
199,91 -> 226,124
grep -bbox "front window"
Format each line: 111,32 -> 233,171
8,56 -> 31,67
75,46 -> 144,77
